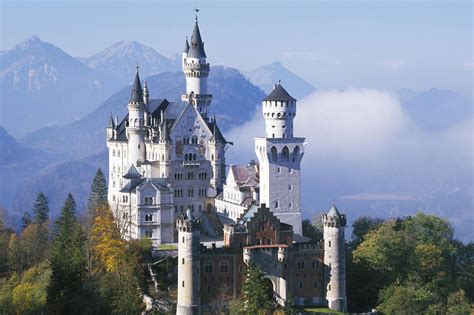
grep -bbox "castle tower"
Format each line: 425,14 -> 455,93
322,205 -> 347,312
126,66 -> 146,167
255,84 -> 305,235
176,209 -> 201,315
208,117 -> 226,193
181,15 -> 212,118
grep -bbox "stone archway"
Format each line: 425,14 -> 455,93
263,275 -> 287,306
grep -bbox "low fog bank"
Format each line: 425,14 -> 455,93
226,89 -> 473,242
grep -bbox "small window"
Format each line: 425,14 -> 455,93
182,281 -> 185,288
275,201 -> 279,208
182,258 -> 185,265
329,284 -> 331,291
328,241 -> 332,248
314,281 -> 318,288
299,281 -> 303,289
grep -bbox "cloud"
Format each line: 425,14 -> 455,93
225,89 -> 473,239
381,59 -> 407,71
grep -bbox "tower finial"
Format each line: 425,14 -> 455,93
136,64 -> 139,74
194,7 -> 199,23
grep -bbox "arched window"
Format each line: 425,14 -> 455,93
112,149 -> 115,157
192,136 -> 198,144
205,263 -> 213,273
292,146 -> 300,163
193,153 -> 196,161
220,262 -> 228,273
282,146 -> 289,162
297,260 -> 305,269
270,146 -> 277,162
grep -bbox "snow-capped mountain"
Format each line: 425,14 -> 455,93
0,36 -> 121,136
243,61 -> 316,100
82,41 -> 179,85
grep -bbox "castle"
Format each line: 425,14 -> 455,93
106,15 -> 347,312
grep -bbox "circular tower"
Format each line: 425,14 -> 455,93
126,66 -> 146,166
322,205 -> 347,312
181,16 -> 212,118
262,83 -> 297,139
176,209 -> 201,315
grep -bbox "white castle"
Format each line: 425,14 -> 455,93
107,15 -> 347,313
107,16 -> 304,244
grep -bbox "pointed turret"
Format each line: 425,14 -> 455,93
107,114 -> 115,129
143,80 -> 149,106
183,37 -> 190,53
129,65 -> 143,103
188,20 -> 206,58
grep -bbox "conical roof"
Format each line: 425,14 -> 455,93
188,22 -> 206,58
129,67 -> 143,103
263,84 -> 296,102
123,164 -> 142,179
327,205 -> 342,218
183,37 -> 190,53
107,114 -> 115,128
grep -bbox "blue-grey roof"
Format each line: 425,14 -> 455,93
129,71 -> 143,103
263,84 -> 296,102
188,22 -> 206,58
327,205 -> 342,218
120,178 -> 144,193
107,114 -> 115,128
123,165 -> 142,179
183,37 -> 189,53
206,119 -> 227,143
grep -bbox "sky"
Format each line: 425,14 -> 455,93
1,1 -> 472,95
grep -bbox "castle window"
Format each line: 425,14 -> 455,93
207,286 -> 211,293
145,230 -> 153,238
277,167 -> 281,173
113,181 -> 116,188
112,150 -> 115,157
275,201 -> 279,208
182,258 -> 185,265
220,262 -> 228,273
312,260 -> 320,269
138,144 -> 140,149
328,241 -> 332,248
297,260 -> 305,269
145,214 -> 153,222
192,136 -> 198,144
267,239 -> 272,245
328,284 -> 331,291
299,281 -> 304,289
117,150 -> 120,157
182,281 -> 185,288
314,281 -> 318,288
112,195 -> 116,201
182,237 -> 185,243
205,263 -> 213,273
288,184 -> 292,191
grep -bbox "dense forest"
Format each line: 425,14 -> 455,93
0,170 -> 472,314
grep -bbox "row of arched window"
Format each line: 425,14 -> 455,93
184,153 -> 197,161
183,136 -> 199,145
203,261 -> 229,273
111,149 -> 126,158
269,145 -> 300,163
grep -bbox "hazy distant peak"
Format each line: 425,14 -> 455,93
243,61 -> 316,100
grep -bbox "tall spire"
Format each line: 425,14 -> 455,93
129,65 -> 143,103
188,10 -> 206,58
183,36 -> 190,53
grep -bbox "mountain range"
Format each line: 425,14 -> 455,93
81,40 -> 179,85
395,88 -> 472,131
243,61 -> 316,100
0,36 -> 122,136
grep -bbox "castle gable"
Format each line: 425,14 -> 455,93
169,103 -> 213,142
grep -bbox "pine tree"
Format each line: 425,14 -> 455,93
47,193 -> 87,313
21,211 -> 31,230
87,169 -> 108,216
242,262 -> 275,313
32,192 -> 49,224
